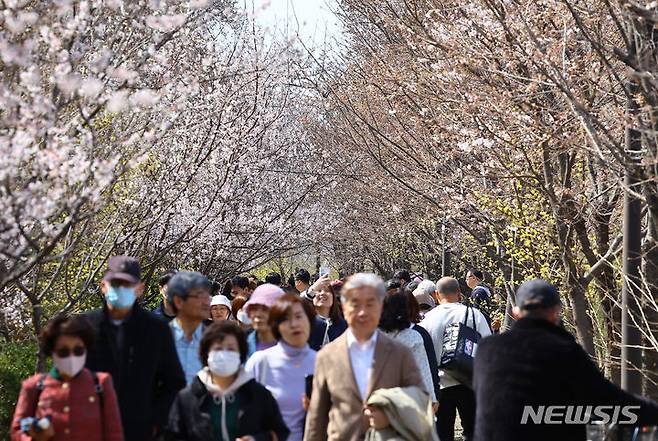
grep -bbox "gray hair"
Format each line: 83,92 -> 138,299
436,277 -> 461,296
341,273 -> 386,303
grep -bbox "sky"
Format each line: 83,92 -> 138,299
247,0 -> 343,49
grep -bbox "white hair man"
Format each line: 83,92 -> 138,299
304,273 -> 427,441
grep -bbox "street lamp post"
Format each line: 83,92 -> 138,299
621,82 -> 643,394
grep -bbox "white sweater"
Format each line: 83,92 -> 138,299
384,328 -> 437,402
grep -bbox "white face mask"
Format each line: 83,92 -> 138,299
53,353 -> 86,378
207,350 -> 241,377
236,308 -> 251,325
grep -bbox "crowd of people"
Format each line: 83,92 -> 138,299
10,256 -> 658,441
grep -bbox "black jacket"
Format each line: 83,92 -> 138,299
84,304 -> 186,441
473,317 -> 658,441
166,376 -> 289,441
308,315 -> 348,351
412,323 -> 441,403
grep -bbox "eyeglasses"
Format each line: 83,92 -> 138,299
187,293 -> 211,301
54,346 -> 86,358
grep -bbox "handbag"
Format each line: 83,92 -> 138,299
438,306 -> 481,388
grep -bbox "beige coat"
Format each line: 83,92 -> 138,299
304,331 -> 425,441
364,386 -> 437,441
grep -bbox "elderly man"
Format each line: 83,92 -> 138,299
167,271 -> 212,385
84,256 -> 185,441
473,279 -> 658,441
304,273 -> 426,441
420,276 -> 491,441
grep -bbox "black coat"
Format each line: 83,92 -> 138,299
84,304 -> 186,441
308,316 -> 348,351
412,323 -> 441,403
166,376 -> 290,441
473,317 -> 658,441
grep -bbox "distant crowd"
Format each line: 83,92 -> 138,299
10,256 -> 658,441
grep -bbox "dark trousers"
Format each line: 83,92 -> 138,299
437,384 -> 476,441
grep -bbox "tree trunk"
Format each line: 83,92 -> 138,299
567,281 -> 596,357
642,186 -> 658,400
31,302 -> 47,373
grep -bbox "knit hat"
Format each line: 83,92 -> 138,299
244,283 -> 284,312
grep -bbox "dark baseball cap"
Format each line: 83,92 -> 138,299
103,256 -> 141,284
516,279 -> 561,310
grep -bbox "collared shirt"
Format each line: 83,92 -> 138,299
346,328 -> 378,400
171,319 -> 204,385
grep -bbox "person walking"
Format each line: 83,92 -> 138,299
153,270 -> 177,322
210,295 -> 233,322
420,277 -> 491,441
379,293 -> 437,407
304,273 -> 426,441
400,288 -> 441,406
243,283 -> 284,358
167,271 -> 212,385
412,280 -> 436,318
465,269 -> 499,330
84,256 -> 185,441
166,321 -> 289,441
465,270 -> 493,308
245,294 -> 316,441
230,276 -> 250,299
294,269 -> 312,298
473,279 -> 658,441
307,277 -> 347,349
11,315 -> 123,441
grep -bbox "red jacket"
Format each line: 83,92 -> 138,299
11,368 -> 124,441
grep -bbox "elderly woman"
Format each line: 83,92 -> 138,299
379,293 -> 437,407
11,315 -> 123,441
243,284 -> 285,358
210,295 -> 232,322
245,294 -> 316,441
412,280 -> 437,318
166,321 -> 289,441
307,278 -> 347,349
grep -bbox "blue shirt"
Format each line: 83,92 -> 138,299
170,319 -> 204,385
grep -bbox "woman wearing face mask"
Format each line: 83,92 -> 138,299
245,294 -> 316,441
307,279 -> 347,350
11,315 -> 123,441
166,321 -> 289,441
242,284 -> 284,359
231,295 -> 251,331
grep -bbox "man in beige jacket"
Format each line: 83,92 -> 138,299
304,273 -> 426,441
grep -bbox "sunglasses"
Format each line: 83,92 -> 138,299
54,346 -> 86,358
